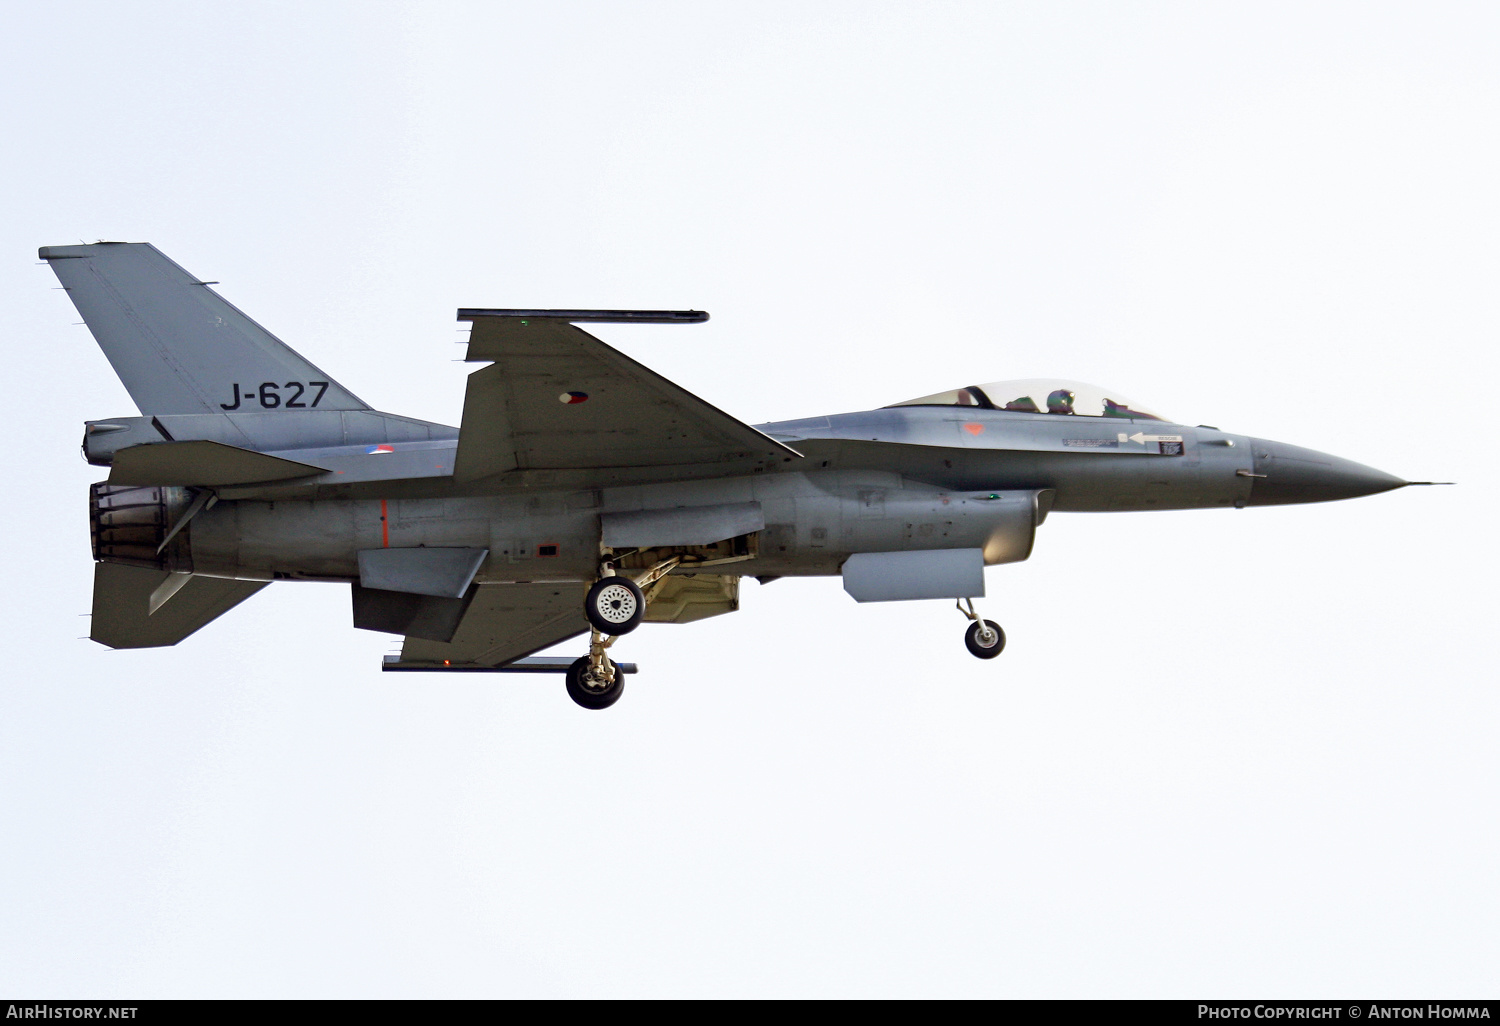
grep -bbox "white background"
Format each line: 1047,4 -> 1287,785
1,1 -> 1494,998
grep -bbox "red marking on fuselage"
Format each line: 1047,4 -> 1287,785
380,499 -> 389,548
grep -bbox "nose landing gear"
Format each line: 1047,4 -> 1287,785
957,598 -> 1005,659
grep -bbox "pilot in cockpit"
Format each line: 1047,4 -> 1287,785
1101,397 -> 1146,418
1046,389 -> 1076,415
885,380 -> 1167,422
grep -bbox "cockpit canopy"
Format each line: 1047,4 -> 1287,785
885,378 -> 1166,422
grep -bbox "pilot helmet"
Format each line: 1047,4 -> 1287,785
1046,389 -> 1076,414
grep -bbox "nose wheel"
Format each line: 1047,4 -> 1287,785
957,598 -> 1005,659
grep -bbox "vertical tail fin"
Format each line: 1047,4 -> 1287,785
42,242 -> 368,416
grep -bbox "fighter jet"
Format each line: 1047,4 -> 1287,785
47,242 -> 1431,709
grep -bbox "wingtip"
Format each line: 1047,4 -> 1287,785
39,244 -> 97,260
457,308 -> 709,324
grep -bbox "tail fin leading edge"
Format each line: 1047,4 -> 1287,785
42,242 -> 368,416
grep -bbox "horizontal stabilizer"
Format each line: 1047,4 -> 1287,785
109,440 -> 327,486
91,563 -> 268,649
602,501 -> 764,548
356,547 -> 488,598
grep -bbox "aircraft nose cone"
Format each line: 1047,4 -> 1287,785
1246,439 -> 1407,506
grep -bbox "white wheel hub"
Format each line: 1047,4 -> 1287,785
592,582 -> 639,624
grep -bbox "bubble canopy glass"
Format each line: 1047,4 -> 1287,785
885,379 -> 1167,422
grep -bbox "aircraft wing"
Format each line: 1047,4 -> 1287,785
386,582 -> 590,668
384,572 -> 744,671
452,310 -> 800,483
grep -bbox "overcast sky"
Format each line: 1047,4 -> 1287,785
1,1 -> 1495,998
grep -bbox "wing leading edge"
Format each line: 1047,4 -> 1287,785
452,311 -> 800,484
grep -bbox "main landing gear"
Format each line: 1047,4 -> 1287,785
567,558 -> 682,710
584,576 -> 645,634
956,598 -> 1005,659
565,652 -> 624,710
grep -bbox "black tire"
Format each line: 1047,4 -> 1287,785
585,576 -> 645,635
964,619 -> 1006,659
565,656 -> 625,710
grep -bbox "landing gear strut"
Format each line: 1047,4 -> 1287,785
567,556 -> 684,709
957,598 -> 1005,659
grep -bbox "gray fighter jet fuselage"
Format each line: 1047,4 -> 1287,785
49,243 -> 1420,709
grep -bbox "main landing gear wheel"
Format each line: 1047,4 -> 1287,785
585,577 -> 645,635
964,619 -> 1006,659
566,655 -> 624,710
